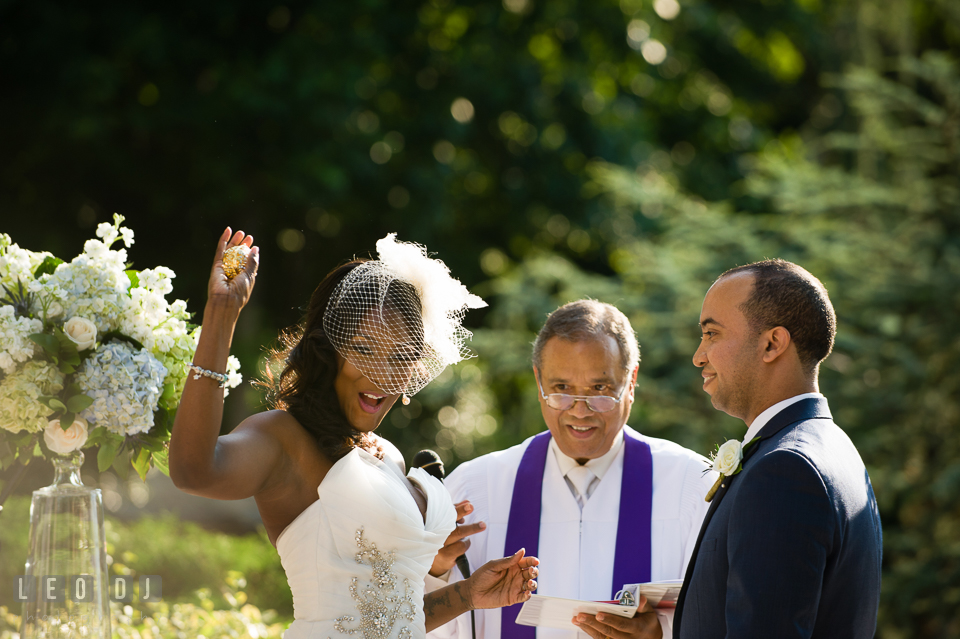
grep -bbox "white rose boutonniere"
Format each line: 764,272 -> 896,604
44,417 -> 89,455
712,439 -> 743,475
705,436 -> 760,502
63,316 -> 98,351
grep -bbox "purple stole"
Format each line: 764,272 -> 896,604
501,430 -> 654,639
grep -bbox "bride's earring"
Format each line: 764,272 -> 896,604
402,394 -> 411,406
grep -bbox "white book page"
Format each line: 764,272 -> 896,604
514,581 -> 683,630
515,595 -> 638,630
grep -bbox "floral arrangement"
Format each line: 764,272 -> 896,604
0,214 -> 241,479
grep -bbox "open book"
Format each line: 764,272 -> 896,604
515,580 -> 683,630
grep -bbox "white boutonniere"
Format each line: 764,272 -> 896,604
704,437 -> 760,502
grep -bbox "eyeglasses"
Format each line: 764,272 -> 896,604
535,373 -> 629,413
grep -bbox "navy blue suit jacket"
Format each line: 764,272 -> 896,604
674,397 -> 882,639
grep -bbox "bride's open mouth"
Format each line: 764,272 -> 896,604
358,392 -> 387,414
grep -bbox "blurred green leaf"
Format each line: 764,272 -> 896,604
97,439 -> 120,473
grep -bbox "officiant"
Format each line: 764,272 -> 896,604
426,300 -> 715,639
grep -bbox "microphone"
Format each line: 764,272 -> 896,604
412,449 -> 445,481
412,450 -> 472,579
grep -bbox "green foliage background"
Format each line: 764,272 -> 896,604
1,0 -> 958,636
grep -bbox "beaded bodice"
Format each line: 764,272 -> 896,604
277,447 -> 456,639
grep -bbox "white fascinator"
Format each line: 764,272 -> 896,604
323,234 -> 487,401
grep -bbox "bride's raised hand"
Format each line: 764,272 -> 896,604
208,227 -> 259,311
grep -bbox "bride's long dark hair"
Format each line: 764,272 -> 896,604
261,259 -> 421,462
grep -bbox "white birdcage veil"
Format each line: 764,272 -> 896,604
323,234 -> 486,399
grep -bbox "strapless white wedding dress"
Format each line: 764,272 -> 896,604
277,447 -> 456,639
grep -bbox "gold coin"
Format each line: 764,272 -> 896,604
222,244 -> 251,279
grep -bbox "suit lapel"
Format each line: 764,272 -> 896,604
672,397 -> 832,637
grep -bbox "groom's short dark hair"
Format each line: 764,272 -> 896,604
721,259 -> 836,371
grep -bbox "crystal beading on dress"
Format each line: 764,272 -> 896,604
334,527 -> 417,639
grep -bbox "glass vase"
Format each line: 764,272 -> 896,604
20,451 -> 111,638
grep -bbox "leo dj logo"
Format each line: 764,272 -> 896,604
13,575 -> 161,602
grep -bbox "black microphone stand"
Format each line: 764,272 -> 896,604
413,450 -> 477,639
455,556 -> 476,639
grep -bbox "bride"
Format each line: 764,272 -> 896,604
169,229 -> 538,639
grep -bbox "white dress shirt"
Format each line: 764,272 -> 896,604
742,393 -> 825,445
551,429 -> 624,506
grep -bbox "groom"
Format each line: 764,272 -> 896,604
674,260 -> 882,638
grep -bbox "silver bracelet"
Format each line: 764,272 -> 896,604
189,363 -> 228,388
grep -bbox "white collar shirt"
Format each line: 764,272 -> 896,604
550,428 -> 625,503
742,392 -> 824,445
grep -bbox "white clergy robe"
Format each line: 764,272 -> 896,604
427,425 -> 715,639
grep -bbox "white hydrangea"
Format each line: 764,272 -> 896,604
119,271 -> 191,354
0,233 -> 54,292
96,221 -> 135,248
138,267 -> 175,295
224,355 -> 242,398
75,340 -> 169,436
0,360 -> 64,434
0,305 -> 44,375
44,247 -> 131,333
155,330 -> 197,411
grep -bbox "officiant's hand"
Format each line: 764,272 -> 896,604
207,228 -> 259,312
465,548 -> 539,610
572,597 -> 663,639
430,500 -> 486,577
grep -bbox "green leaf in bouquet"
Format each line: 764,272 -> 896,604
112,447 -> 133,479
29,332 -> 60,360
53,330 -> 81,369
0,442 -> 14,469
33,256 -> 64,278
60,412 -> 76,429
0,278 -> 34,318
144,435 -> 167,452
126,270 -> 140,290
55,333 -> 80,357
100,331 -> 146,351
132,447 -> 151,482
66,394 -> 94,413
160,381 -> 178,403
151,448 -> 170,476
152,407 -> 173,438
11,431 -> 35,449
85,426 -> 115,446
33,442 -> 42,457
98,439 -> 120,472
45,397 -> 67,412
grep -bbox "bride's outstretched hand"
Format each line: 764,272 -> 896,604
208,227 -> 259,311
466,549 -> 539,610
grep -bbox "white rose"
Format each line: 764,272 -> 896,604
712,439 -> 743,476
44,418 -> 89,454
63,317 -> 98,350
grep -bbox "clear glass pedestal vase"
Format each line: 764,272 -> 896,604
20,452 -> 111,639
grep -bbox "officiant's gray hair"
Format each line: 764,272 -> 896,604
532,300 -> 640,374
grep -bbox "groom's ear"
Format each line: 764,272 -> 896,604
760,326 -> 793,364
